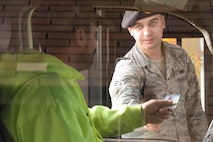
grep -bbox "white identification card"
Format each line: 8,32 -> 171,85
164,93 -> 181,109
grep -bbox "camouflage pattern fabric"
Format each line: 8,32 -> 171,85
109,41 -> 208,142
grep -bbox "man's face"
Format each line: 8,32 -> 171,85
75,22 -> 97,49
69,22 -> 98,71
128,14 -> 165,51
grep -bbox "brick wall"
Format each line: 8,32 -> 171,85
0,0 -> 213,124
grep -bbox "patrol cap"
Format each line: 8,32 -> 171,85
121,10 -> 157,29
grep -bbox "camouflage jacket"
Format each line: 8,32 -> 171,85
109,41 -> 208,142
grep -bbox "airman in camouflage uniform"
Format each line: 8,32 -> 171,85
109,11 -> 208,142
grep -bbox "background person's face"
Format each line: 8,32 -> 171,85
31,0 -> 101,71
69,22 -> 98,71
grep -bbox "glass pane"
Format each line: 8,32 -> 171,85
0,0 -> 209,141
182,38 -> 205,110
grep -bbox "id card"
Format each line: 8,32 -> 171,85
164,93 -> 181,109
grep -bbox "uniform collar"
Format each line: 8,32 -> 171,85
132,41 -> 183,68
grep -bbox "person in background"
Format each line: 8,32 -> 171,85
109,10 -> 208,142
0,1 -> 173,142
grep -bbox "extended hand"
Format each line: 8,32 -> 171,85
141,99 -> 173,125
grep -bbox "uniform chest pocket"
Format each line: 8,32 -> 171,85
176,69 -> 186,82
173,69 -> 188,94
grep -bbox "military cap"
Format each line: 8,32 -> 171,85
121,10 -> 157,29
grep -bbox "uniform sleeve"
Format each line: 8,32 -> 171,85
184,54 -> 208,141
109,59 -> 145,109
89,104 -> 144,138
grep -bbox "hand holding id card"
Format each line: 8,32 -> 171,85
164,94 -> 180,109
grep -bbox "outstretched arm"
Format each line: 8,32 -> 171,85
89,99 -> 172,138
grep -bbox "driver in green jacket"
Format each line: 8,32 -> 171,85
0,49 -> 172,142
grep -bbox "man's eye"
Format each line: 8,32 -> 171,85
150,21 -> 157,26
135,24 -> 143,29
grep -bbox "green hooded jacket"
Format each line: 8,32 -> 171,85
0,50 -> 144,142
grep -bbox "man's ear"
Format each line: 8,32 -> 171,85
75,28 -> 87,48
